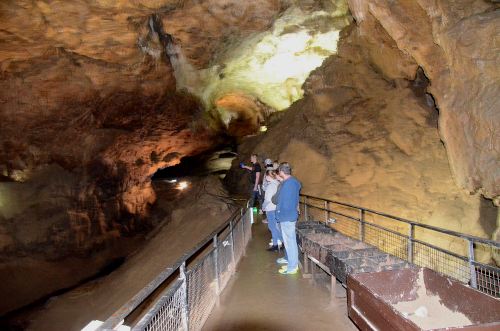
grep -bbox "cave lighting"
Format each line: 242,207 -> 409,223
259,126 -> 268,132
203,6 -> 350,112
169,1 -> 350,115
177,181 -> 189,190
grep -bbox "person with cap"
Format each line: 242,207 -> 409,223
275,162 -> 301,275
261,158 -> 274,193
264,158 -> 274,170
262,158 -> 278,235
262,169 -> 283,251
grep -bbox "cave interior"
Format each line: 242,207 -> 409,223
0,0 -> 499,330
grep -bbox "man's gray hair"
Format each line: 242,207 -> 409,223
278,162 -> 292,175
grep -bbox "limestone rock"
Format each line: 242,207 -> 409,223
350,0 -> 500,200
227,8 -> 498,271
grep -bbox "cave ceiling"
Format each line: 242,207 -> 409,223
0,0 -> 353,263
0,0 -> 352,179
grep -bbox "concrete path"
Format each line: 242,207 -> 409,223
203,218 -> 358,331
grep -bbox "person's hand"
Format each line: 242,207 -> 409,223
253,187 -> 258,192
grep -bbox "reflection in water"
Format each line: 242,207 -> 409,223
153,147 -> 237,184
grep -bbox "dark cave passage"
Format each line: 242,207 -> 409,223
152,145 -> 238,181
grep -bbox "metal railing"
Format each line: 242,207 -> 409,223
299,194 -> 500,297
95,203 -> 253,331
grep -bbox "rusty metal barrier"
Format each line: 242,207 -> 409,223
92,202 -> 253,331
300,194 -> 500,297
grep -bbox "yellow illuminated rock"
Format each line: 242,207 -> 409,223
168,2 -> 351,130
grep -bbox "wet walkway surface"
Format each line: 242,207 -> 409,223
203,218 -> 358,331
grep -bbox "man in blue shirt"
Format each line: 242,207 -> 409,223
275,162 -> 301,275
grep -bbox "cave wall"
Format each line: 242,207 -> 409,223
227,1 -> 499,267
349,0 -> 500,201
0,0 -> 498,315
0,0 -> 287,314
0,0 -> 287,252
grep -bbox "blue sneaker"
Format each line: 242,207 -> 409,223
276,257 -> 288,264
279,267 -> 299,275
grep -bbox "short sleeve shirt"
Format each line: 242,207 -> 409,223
251,163 -> 262,184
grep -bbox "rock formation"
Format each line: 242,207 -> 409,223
227,0 -> 499,267
0,0 -> 498,318
0,0 -> 286,314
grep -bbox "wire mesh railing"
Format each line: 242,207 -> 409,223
300,194 -> 500,297
95,203 -> 253,331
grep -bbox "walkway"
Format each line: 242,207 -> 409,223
203,218 -> 357,331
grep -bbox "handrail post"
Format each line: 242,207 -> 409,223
179,262 -> 189,331
408,224 -> 415,263
229,219 -> 236,273
324,200 -> 329,223
213,235 -> 221,303
250,204 -> 254,225
242,209 -> 247,256
468,239 -> 478,289
359,209 -> 365,242
248,207 -> 253,240
304,196 -> 308,221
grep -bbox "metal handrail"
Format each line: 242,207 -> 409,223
301,193 -> 500,247
300,193 -> 500,294
97,204 -> 248,330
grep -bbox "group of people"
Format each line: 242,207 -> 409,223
240,154 -> 301,275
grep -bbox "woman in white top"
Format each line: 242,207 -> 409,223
262,170 -> 283,251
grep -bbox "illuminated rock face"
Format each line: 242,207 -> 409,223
346,0 -> 500,262
167,1 -> 352,135
228,1 -> 498,266
348,0 -> 500,202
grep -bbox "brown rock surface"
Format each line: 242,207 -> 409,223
1,0 -> 499,319
0,0 -> 286,314
227,4 -> 498,270
348,0 -> 500,200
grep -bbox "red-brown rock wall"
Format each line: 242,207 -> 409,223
0,0 -> 286,314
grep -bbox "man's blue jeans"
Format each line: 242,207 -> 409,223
249,187 -> 261,208
280,221 -> 298,270
265,210 -> 282,245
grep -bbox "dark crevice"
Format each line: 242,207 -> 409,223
479,197 -> 498,240
152,143 -> 237,180
150,14 -> 177,64
410,67 -> 439,127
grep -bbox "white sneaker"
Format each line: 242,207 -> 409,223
270,240 -> 283,247
258,209 -> 264,215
